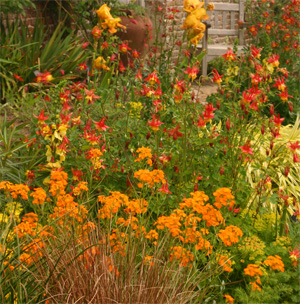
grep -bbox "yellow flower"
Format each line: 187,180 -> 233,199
206,3 -> 215,11
101,17 -> 126,34
191,8 -> 209,20
93,56 -> 110,71
183,0 -> 204,13
190,33 -> 204,45
96,4 -> 112,20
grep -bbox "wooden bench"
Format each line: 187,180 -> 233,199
198,0 -> 246,76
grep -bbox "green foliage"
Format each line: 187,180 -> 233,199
0,17 -> 88,101
0,0 -> 35,15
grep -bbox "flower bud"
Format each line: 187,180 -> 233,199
288,101 -> 293,112
261,124 -> 265,135
270,140 -> 274,150
270,104 -> 274,116
226,118 -> 231,131
284,165 -> 290,177
220,166 -> 224,175
216,100 -> 221,109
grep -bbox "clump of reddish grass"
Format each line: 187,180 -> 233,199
32,224 -> 216,304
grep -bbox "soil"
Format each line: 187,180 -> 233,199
192,81 -> 219,104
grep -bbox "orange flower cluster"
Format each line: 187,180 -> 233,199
170,246 -> 194,267
217,225 -> 243,246
218,254 -> 233,272
179,190 -> 209,209
135,146 -> 153,166
249,280 -> 262,292
134,169 -> 165,188
143,255 -> 154,266
263,255 -> 285,272
73,181 -> 89,196
85,148 -> 104,169
30,187 -> 47,205
213,187 -> 235,209
244,264 -> 263,277
49,170 -> 68,196
244,263 -> 263,291
179,191 -> 224,227
195,237 -> 213,254
19,238 -> 45,265
0,181 -> 30,200
155,209 -> 184,237
110,229 -> 127,256
223,294 -> 234,304
50,194 -> 88,224
15,212 -> 38,239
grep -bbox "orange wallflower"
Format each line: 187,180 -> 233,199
30,187 -> 47,205
244,264 -> 263,277
217,225 -> 243,246
263,255 -> 285,272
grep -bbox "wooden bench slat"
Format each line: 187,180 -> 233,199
223,11 -> 226,29
214,11 -> 219,28
208,29 -> 239,36
199,0 -> 246,76
213,3 -> 239,11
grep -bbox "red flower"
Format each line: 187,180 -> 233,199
272,114 -> 285,127
94,117 -> 109,131
119,61 -> 126,73
239,142 -> 253,155
119,42 -> 131,53
164,123 -> 183,140
212,69 -> 223,85
147,115 -> 163,132
33,109 -> 49,123
184,65 -> 199,81
288,141 -> 300,151
222,48 -> 236,61
14,74 -> 24,81
85,88 -> 100,105
145,71 -> 160,85
158,180 -> 172,194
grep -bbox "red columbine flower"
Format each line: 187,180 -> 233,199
276,90 -> 293,103
288,141 -> 300,151
132,50 -> 140,59
184,65 -> 199,81
145,71 -> 160,86
91,25 -> 103,39
239,141 -> 253,155
158,180 -> 172,194
212,69 -> 223,85
34,109 -> 49,123
289,247 -> 300,267
273,76 -> 287,91
267,54 -> 280,67
94,117 -> 109,131
35,72 -> 54,83
222,48 -> 236,61
250,45 -> 262,59
174,79 -> 186,93
164,123 -> 183,140
272,113 -> 285,127
78,62 -> 88,71
71,168 -> 84,182
119,42 -> 131,53
250,73 -> 262,86
248,25 -> 258,36
85,88 -> 100,105
147,115 -> 163,132
135,69 -> 143,80
119,61 -> 126,73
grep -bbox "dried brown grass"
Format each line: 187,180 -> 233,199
32,225 -> 216,304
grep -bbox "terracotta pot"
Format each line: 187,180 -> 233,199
117,9 -> 153,59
